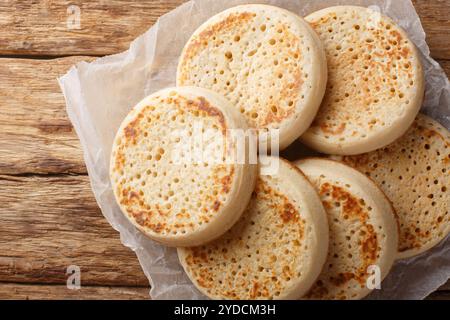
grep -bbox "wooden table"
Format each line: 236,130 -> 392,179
0,0 -> 449,300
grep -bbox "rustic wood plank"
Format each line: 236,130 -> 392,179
413,0 -> 450,60
0,55 -> 449,299
0,174 -> 148,287
427,290 -> 450,300
0,283 -> 149,300
0,0 -> 448,300
0,162 -> 449,296
0,282 -> 446,300
0,0 -> 448,60
0,56 -> 90,175
438,281 -> 450,291
1,57 -> 449,176
1,161 -> 449,293
0,0 -> 184,57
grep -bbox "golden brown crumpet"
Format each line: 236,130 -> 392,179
178,158 -> 329,300
177,4 -> 328,150
110,87 -> 257,247
296,158 -> 398,300
335,114 -> 450,259
301,6 -> 425,155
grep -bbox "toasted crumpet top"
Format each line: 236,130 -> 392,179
110,87 -> 257,247
335,114 -> 450,259
177,4 -> 327,150
178,158 -> 329,300
301,6 -> 425,155
295,158 -> 398,300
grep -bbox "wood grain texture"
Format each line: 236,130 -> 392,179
0,0 -> 183,57
0,56 -> 90,175
0,283 -> 445,300
0,170 -> 449,297
0,0 -> 449,299
0,174 -> 148,287
0,57 -> 449,177
0,0 -> 448,59
438,281 -> 450,291
427,291 -> 450,300
414,0 -> 450,60
0,283 -> 149,300
0,57 -> 449,296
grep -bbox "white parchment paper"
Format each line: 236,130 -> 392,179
58,0 -> 450,299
